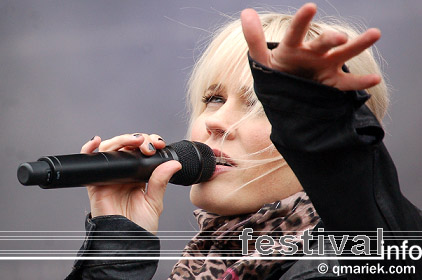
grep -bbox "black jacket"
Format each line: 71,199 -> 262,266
65,57 -> 422,279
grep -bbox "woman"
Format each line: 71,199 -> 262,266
66,3 -> 421,279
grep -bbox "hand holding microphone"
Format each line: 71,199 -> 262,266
85,134 -> 177,234
17,133 -> 216,234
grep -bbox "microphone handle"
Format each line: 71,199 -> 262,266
19,148 -> 178,189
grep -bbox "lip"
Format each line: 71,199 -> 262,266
212,149 -> 237,167
209,165 -> 233,180
208,149 -> 236,180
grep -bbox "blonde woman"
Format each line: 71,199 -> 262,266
66,3 -> 421,280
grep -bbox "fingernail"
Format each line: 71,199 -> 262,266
158,138 -> 164,141
340,31 -> 348,38
148,143 -> 156,151
133,133 -> 142,138
90,136 -> 96,141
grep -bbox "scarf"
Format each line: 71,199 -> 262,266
168,191 -> 320,280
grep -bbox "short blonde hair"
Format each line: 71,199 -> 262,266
186,12 -> 389,133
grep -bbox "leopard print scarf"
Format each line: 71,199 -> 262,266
168,191 -> 320,280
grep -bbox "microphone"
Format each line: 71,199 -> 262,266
17,140 -> 216,189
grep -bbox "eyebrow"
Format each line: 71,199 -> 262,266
204,84 -> 225,95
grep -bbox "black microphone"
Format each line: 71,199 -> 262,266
17,140 -> 216,189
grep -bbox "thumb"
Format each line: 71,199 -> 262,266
241,8 -> 270,66
145,160 -> 182,215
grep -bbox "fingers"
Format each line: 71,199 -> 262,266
139,134 -> 166,155
97,133 -> 166,156
99,134 -> 144,152
334,72 -> 382,91
329,28 -> 381,63
81,136 -> 101,153
307,30 -> 348,55
241,8 -> 270,66
240,3 -> 380,92
283,3 -> 317,47
143,160 -> 182,215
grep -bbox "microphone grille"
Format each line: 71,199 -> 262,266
168,141 -> 215,186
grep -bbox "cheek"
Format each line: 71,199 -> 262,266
241,120 -> 272,152
189,117 -> 206,142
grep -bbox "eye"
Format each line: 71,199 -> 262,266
201,94 -> 225,105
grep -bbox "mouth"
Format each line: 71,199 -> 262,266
212,149 -> 237,167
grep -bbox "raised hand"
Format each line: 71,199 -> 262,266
241,3 -> 381,91
81,134 -> 181,234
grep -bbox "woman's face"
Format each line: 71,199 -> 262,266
190,83 -> 302,216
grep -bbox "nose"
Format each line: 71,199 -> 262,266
204,104 -> 237,140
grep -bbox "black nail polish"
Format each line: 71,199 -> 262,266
148,143 -> 156,151
158,138 -> 164,141
90,136 -> 96,141
133,133 -> 142,138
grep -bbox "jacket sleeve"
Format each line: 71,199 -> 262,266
65,214 -> 159,280
249,56 -> 422,279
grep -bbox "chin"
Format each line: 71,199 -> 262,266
190,185 -> 260,216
